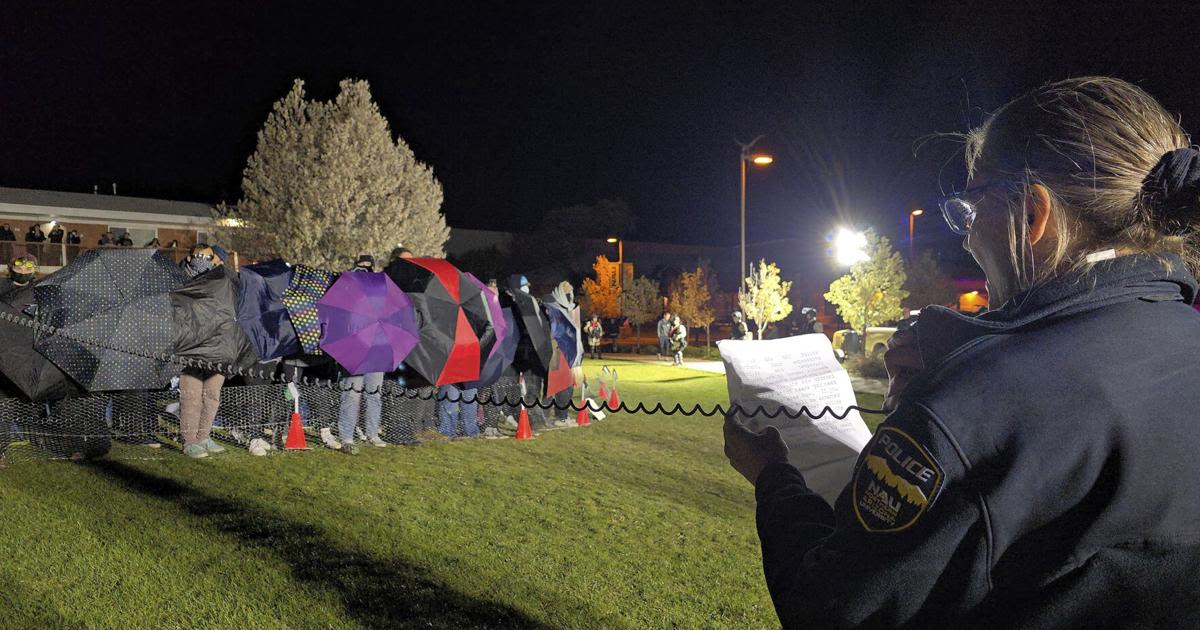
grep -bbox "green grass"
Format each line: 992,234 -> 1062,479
0,360 -> 885,629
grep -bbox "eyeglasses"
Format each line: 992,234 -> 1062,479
937,181 -> 1009,236
191,253 -> 214,261
11,260 -> 36,270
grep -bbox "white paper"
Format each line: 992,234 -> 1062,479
719,334 -> 874,503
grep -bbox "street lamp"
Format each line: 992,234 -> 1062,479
738,136 -> 773,283
834,228 -> 869,266
908,208 -> 924,259
606,236 -> 623,289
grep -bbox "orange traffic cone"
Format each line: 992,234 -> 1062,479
285,411 -> 308,449
515,406 -> 533,440
598,382 -> 608,401
577,405 -> 590,427
607,388 -> 620,412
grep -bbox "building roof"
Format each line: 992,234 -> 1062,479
0,187 -> 214,218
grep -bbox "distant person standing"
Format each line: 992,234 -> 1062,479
390,246 -> 414,262
177,244 -> 228,459
0,224 -> 14,241
117,232 -> 134,247
657,311 -> 672,360
798,308 -> 824,336
669,315 -> 688,366
66,230 -> 81,245
98,232 -> 115,246
584,314 -> 605,360
731,311 -> 753,340
24,224 -> 45,243
47,224 -> 64,243
145,237 -> 161,248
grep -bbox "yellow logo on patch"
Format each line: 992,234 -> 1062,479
852,427 -> 943,532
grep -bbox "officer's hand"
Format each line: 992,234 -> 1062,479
724,410 -> 789,486
883,320 -> 923,413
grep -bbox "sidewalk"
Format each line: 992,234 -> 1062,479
599,353 -> 888,395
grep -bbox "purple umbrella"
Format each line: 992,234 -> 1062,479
465,273 -> 509,361
316,272 -> 418,375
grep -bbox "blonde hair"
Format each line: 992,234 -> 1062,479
965,76 -> 1198,291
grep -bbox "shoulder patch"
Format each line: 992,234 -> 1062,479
852,427 -> 944,532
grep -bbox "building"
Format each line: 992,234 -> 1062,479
0,186 -> 216,268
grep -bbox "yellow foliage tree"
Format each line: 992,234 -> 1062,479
739,260 -> 793,339
580,255 -> 622,318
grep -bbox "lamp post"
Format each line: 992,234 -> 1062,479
606,237 -> 623,289
908,208 -> 924,259
738,136 -> 773,283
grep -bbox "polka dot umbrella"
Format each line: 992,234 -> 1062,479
383,258 -> 494,386
34,248 -> 186,392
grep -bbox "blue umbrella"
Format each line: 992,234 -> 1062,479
236,259 -> 300,360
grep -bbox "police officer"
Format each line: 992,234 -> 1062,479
725,77 -> 1200,627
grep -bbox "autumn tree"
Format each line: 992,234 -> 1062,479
739,260 -> 793,339
215,78 -> 448,268
580,255 -> 622,318
619,275 -> 661,341
824,230 -> 908,333
903,250 -> 958,312
671,264 -> 716,348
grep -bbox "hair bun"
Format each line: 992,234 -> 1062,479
1141,146 -> 1200,235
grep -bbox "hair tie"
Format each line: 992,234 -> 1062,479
1141,147 -> 1200,235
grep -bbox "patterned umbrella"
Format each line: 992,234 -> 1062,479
282,265 -> 337,355
34,248 -> 185,392
236,259 -> 300,360
465,273 -> 509,361
383,258 -> 494,386
0,285 -> 81,400
316,272 -> 419,375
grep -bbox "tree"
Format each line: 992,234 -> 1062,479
824,230 -> 908,334
580,255 -> 622,318
514,199 -> 636,283
903,250 -> 958,312
739,260 -> 793,339
215,78 -> 448,268
671,265 -> 716,349
619,275 -> 662,341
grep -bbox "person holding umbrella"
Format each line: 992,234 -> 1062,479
335,255 -> 389,454
178,244 -> 229,459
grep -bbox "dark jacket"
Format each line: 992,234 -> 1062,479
755,255 -> 1200,628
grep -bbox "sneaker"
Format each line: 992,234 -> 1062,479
183,443 -> 208,459
320,427 -> 341,450
552,419 -> 569,428
368,435 -> 388,448
201,438 -> 226,454
503,415 -> 518,429
340,442 -> 359,455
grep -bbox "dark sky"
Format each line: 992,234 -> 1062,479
3,1 -> 1200,250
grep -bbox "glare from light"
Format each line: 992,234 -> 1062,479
910,208 -> 924,216
966,290 -> 979,296
834,228 -> 869,266
751,155 -> 774,165
606,237 -> 619,243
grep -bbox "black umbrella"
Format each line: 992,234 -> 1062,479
501,274 -> 553,375
172,266 -> 260,370
34,248 -> 185,392
384,258 -> 494,386
0,285 -> 81,400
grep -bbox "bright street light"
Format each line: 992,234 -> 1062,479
834,228 -> 869,267
751,155 -> 774,165
908,208 -> 924,259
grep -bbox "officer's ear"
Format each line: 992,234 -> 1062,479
1026,184 -> 1054,246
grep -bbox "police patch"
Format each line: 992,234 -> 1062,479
852,427 -> 943,532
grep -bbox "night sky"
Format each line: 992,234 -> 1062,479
3,2 -> 1199,252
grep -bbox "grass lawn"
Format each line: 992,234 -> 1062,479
0,359 -> 885,629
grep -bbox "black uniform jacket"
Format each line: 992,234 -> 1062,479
756,254 -> 1200,628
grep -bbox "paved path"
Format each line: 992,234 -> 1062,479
596,353 -> 889,395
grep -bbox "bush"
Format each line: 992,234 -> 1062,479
681,345 -> 721,360
844,353 -> 889,379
